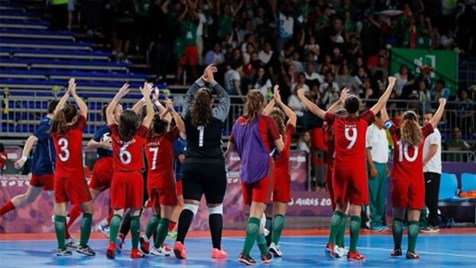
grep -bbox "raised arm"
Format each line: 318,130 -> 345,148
153,87 -> 171,122
14,135 -> 38,169
370,76 -> 396,114
297,88 -> 326,119
140,82 -> 154,128
381,103 -> 390,122
327,88 -> 349,114
69,81 -> 88,118
54,78 -> 73,115
107,83 -> 129,125
263,98 -> 276,115
165,99 -> 185,137
429,98 -> 447,128
274,85 -> 297,127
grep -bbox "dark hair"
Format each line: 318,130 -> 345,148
0,143 -> 4,153
245,90 -> 265,123
51,103 -> 78,134
344,94 -> 361,114
47,100 -> 59,114
270,108 -> 285,136
118,110 -> 140,142
190,88 -> 213,127
102,104 -> 109,123
152,114 -> 169,135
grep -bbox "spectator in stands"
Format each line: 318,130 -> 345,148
298,131 -> 311,154
421,111 -> 442,233
431,79 -> 450,102
277,3 -> 294,52
204,42 -> 225,67
50,0 -> 68,30
444,127 -> 471,162
292,73 -> 310,95
454,89 -> 475,135
336,65 -> 355,90
176,2 -> 199,84
242,42 -> 256,66
304,64 -> 323,87
112,0 -> 136,62
224,61 -> 244,99
440,29 -> 456,49
393,64 -> 414,98
214,1 -> 244,39
417,80 -> 432,112
319,71 -> 339,95
252,65 -> 272,98
0,143 -> 6,175
303,35 -> 320,61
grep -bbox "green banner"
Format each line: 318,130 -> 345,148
390,48 -> 458,94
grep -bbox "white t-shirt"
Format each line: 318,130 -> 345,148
258,50 -> 273,64
366,124 -> 389,164
423,128 -> 442,174
287,95 -> 306,117
196,13 -> 207,37
224,69 -> 241,94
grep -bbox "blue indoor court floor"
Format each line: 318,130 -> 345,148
0,233 -> 475,268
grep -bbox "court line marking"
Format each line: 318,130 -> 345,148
223,238 -> 476,259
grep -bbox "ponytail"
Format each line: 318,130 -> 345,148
245,90 -> 265,123
50,104 -> 77,134
190,89 -> 213,127
400,111 -> 423,147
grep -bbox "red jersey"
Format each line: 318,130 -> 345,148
51,115 -> 86,175
145,127 -> 180,186
109,124 -> 148,172
274,124 -> 295,179
324,110 -> 374,165
389,123 -> 433,181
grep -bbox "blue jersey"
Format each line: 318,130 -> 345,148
31,116 -> 55,175
93,124 -> 113,157
173,137 -> 187,181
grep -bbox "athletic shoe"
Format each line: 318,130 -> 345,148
335,245 -> 348,258
151,245 -> 172,257
261,252 -> 272,264
139,237 -> 150,254
421,225 -> 439,233
115,237 -> 124,253
390,248 -> 402,257
131,248 -> 146,259
269,242 -> 282,257
238,253 -> 256,266
406,251 -> 420,259
211,248 -> 228,259
173,241 -> 187,259
325,242 -> 336,258
167,230 -> 177,239
76,245 -> 96,256
65,237 -> 80,249
56,248 -> 72,256
347,251 -> 366,261
372,225 -> 389,231
99,223 -> 110,237
160,243 -> 173,255
106,242 -> 116,259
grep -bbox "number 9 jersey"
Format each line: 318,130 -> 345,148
109,124 -> 149,172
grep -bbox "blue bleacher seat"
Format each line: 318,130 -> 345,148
438,173 -> 466,202
461,173 -> 476,193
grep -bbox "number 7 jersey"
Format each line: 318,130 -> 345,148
109,124 -> 149,172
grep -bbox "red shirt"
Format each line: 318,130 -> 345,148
145,127 -> 180,186
51,115 -> 87,175
0,152 -> 7,169
109,124 -> 148,172
274,124 -> 295,178
389,123 -> 433,181
324,110 -> 375,166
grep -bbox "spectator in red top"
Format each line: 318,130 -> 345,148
0,143 -> 6,175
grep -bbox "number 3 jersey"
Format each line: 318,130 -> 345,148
109,124 -> 149,172
388,122 -> 433,181
51,115 -> 86,175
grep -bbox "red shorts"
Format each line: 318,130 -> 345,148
271,174 -> 290,203
179,45 -> 198,66
110,171 -> 144,209
175,180 -> 183,196
241,165 -> 274,205
325,163 -> 336,210
54,173 -> 92,205
147,177 -> 178,207
29,173 -> 54,191
88,157 -> 113,191
391,179 -> 425,209
332,165 -> 369,206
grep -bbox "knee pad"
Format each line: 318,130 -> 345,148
208,204 -> 223,215
183,203 -> 199,216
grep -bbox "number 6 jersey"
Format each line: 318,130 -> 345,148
109,124 -> 149,172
